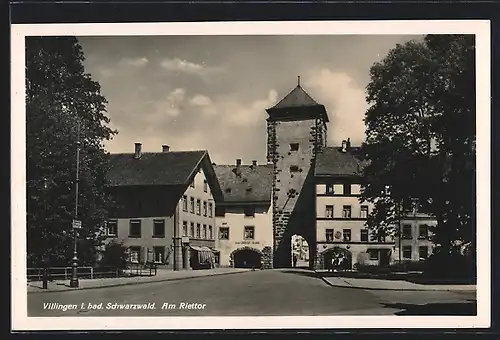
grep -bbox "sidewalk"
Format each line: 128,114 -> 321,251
319,275 -> 477,292
27,268 -> 251,294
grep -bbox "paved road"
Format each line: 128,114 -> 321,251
27,269 -> 476,317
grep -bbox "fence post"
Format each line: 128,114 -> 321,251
65,268 -> 68,280
90,267 -> 94,280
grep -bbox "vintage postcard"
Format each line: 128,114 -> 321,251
11,20 -> 491,330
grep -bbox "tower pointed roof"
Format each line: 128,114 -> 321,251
271,83 -> 320,109
266,76 -> 329,122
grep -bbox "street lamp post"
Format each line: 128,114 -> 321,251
69,116 -> 81,288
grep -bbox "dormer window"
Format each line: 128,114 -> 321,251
246,187 -> 252,193
290,165 -> 299,173
225,188 -> 232,193
290,143 -> 299,152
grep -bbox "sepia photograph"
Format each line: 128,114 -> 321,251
11,20 -> 490,330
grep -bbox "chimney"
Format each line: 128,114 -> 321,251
346,138 -> 351,150
134,142 -> 142,159
341,140 -> 347,153
236,159 -> 242,167
252,160 -> 257,167
162,144 -> 170,152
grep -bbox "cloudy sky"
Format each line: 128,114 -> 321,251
79,35 -> 421,165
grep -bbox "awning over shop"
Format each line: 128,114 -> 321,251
190,245 -> 215,263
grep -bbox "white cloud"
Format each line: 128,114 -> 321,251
190,94 -> 213,107
121,57 -> 149,67
304,68 -> 368,146
160,58 -> 205,74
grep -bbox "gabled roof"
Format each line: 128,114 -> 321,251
107,150 -> 208,186
270,85 -> 320,109
213,164 -> 273,203
315,146 -> 368,177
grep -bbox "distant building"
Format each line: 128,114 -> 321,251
213,160 -> 273,269
314,144 -> 396,269
263,78 -> 437,270
396,214 -> 436,262
105,143 -> 223,271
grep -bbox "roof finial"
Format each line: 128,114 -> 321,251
297,75 -> 301,86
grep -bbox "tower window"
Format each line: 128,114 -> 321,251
290,165 -> 299,172
290,143 -> 299,151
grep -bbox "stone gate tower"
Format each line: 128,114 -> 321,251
266,77 -> 329,268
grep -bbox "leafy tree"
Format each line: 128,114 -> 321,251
99,241 -> 129,270
359,35 -> 475,274
26,37 -> 117,267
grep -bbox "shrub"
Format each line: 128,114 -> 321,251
99,240 -> 128,271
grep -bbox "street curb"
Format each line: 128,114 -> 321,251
28,270 -> 252,294
316,274 -> 476,293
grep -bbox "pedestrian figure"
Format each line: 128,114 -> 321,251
293,254 -> 298,268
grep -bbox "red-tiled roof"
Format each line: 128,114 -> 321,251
315,146 -> 368,177
270,85 -> 320,109
214,164 -> 273,203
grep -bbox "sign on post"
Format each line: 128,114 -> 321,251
72,219 -> 82,229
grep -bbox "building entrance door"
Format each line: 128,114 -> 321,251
379,249 -> 391,266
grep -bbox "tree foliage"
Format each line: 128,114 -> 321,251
99,241 -> 129,270
360,35 -> 475,260
26,37 -> 117,267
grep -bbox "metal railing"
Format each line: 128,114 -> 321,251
27,266 -> 129,282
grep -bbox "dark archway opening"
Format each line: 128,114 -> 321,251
233,249 -> 262,269
323,247 -> 353,271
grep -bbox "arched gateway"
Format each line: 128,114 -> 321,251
230,247 -> 263,269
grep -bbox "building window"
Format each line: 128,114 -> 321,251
368,249 -> 379,260
190,197 -> 195,213
203,201 -> 207,216
290,165 -> 299,172
208,225 -> 213,239
244,226 -> 255,240
190,180 -> 195,188
342,205 -> 351,219
203,224 -> 207,239
326,184 -> 334,195
182,221 -> 188,237
106,220 -> 118,237
153,219 -> 165,238
361,229 -> 369,242
196,223 -> 201,239
215,206 -> 225,217
384,185 -> 391,196
196,199 -> 201,215
360,205 -> 368,219
402,224 -> 412,239
403,246 -> 412,259
343,229 -> 352,242
290,143 -> 299,151
153,246 -> 165,263
343,183 -> 351,195
203,180 -> 208,193
208,202 -> 213,218
325,229 -> 334,242
244,207 -> 255,217
419,225 -> 429,239
128,246 -> 141,263
129,220 -> 141,238
419,246 -> 428,259
219,227 -> 229,240
325,205 -> 334,218
190,222 -> 195,238
182,195 -> 188,212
